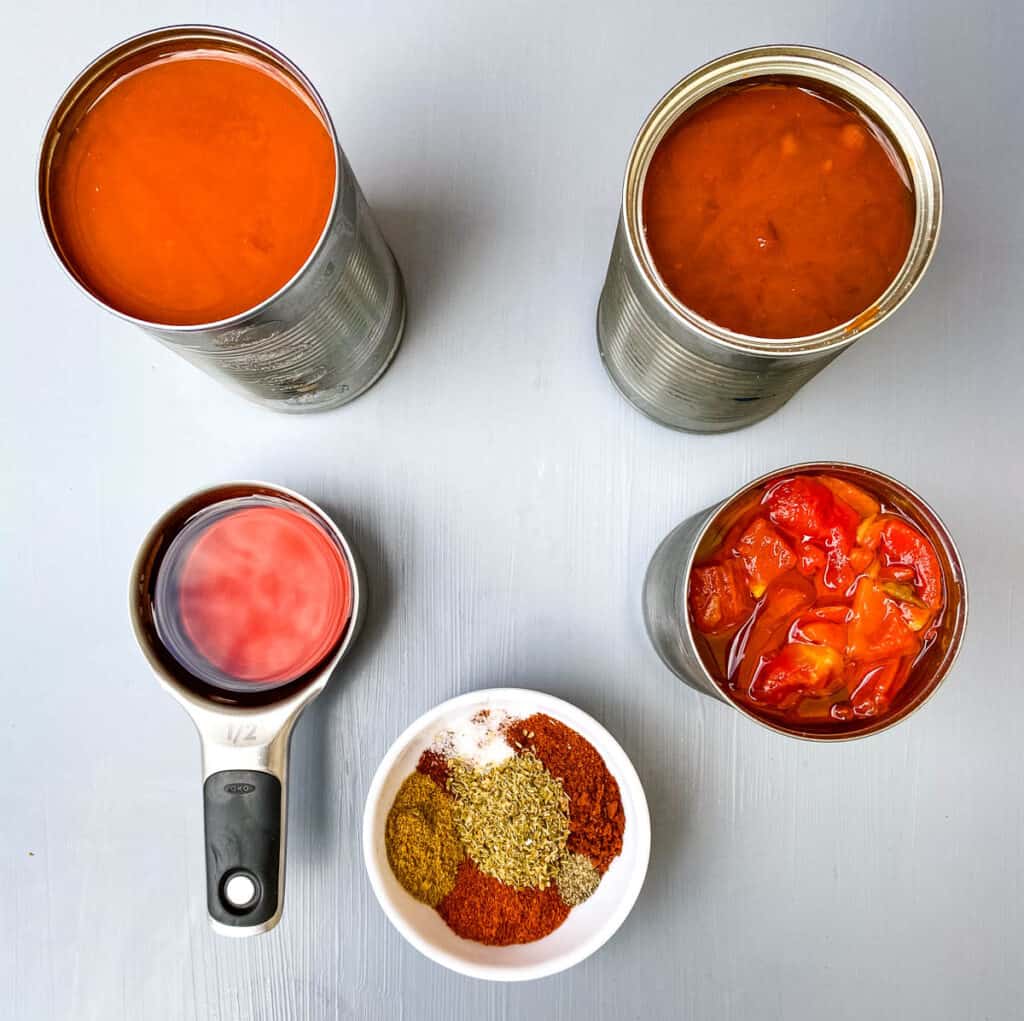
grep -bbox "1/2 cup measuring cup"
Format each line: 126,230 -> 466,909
130,482 -> 365,935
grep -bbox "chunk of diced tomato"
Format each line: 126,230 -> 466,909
875,581 -> 933,632
688,561 -> 754,635
797,544 -> 826,576
806,605 -> 851,624
731,517 -> 797,597
899,603 -> 934,632
749,642 -> 843,706
764,476 -> 860,543
848,546 -> 876,574
849,659 -> 903,718
764,477 -> 862,593
820,529 -> 858,594
886,564 -> 916,582
847,577 -> 921,663
735,580 -> 816,689
878,518 -> 943,609
792,618 -> 847,652
817,475 -> 881,519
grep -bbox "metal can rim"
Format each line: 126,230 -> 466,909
36,24 -> 344,334
677,461 -> 968,742
621,44 -> 944,358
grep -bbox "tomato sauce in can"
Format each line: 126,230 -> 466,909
642,80 -> 915,340
46,46 -> 336,326
597,46 -> 942,433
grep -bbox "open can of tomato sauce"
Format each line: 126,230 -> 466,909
597,46 -> 941,433
38,25 -> 406,412
643,464 -> 967,740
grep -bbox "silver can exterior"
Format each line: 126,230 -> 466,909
598,45 -> 942,433
642,463 -> 968,741
38,25 -> 406,414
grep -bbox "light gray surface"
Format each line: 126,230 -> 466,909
3,0 -> 1021,1018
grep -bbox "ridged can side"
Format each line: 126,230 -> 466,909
642,505 -> 726,699
151,163 -> 407,413
598,220 -> 831,433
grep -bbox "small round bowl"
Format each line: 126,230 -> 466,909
362,688 -> 651,981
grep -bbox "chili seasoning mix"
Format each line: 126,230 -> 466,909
383,708 -> 626,946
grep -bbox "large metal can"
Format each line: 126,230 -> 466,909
38,25 -> 406,413
642,462 -> 968,741
597,46 -> 942,433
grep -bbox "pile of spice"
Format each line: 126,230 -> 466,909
384,708 -> 625,946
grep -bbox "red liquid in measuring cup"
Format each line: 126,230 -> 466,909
153,497 -> 352,689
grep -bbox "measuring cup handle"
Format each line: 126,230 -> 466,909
203,768 -> 284,932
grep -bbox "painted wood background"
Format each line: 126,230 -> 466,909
3,0 -> 1021,1017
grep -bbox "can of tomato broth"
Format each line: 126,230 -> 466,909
38,25 -> 406,413
643,463 -> 968,740
597,45 -> 942,433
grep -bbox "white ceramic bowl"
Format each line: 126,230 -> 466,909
362,688 -> 651,981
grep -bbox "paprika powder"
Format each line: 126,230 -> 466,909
437,861 -> 570,946
506,714 -> 625,873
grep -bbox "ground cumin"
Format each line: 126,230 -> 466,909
505,713 -> 625,873
385,772 -> 463,907
437,860 -> 570,945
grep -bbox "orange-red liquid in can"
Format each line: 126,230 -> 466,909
642,81 -> 915,339
47,47 -> 336,325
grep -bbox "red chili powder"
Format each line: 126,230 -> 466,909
416,749 -> 451,790
437,860 -> 570,945
505,713 -> 625,873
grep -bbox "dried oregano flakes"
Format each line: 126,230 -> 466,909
447,751 -> 570,890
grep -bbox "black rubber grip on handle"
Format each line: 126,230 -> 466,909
203,770 -> 282,928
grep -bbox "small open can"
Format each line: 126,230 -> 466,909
38,25 -> 406,413
643,462 -> 968,740
597,46 -> 942,433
